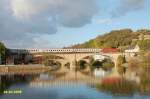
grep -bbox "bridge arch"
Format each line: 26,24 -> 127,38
42,53 -> 119,71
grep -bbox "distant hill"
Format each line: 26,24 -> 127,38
70,29 -> 150,49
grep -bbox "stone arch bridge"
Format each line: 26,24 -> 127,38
10,48 -> 121,70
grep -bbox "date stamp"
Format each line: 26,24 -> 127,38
3,90 -> 22,94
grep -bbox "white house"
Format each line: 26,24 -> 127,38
125,45 -> 140,53
125,45 -> 140,57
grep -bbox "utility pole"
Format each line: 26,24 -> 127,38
5,48 -> 6,66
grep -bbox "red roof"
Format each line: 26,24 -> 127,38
102,48 -> 120,53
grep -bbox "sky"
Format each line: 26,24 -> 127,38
0,0 -> 150,48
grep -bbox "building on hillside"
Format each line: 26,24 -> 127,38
125,45 -> 140,57
125,45 -> 140,53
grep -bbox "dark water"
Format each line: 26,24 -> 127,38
0,72 -> 150,99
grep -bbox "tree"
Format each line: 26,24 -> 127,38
117,55 -> 126,67
0,42 -> 6,64
0,42 -> 5,55
117,55 -> 126,76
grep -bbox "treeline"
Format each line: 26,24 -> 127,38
71,29 -> 150,50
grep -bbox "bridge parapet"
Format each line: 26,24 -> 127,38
9,48 -> 102,54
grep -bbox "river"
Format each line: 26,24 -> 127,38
0,70 -> 150,99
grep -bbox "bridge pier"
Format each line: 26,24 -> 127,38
69,60 -> 76,71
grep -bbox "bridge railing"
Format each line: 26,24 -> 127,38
9,49 -> 102,54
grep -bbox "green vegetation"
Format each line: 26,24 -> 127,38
0,42 -> 5,55
140,52 -> 150,71
0,42 -> 6,64
138,39 -> 150,51
88,57 -> 114,71
72,29 -> 134,48
102,59 -> 114,71
117,55 -> 126,75
72,29 -> 150,49
117,55 -> 126,65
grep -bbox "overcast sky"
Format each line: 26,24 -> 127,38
0,0 -> 150,48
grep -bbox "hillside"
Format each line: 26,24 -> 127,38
71,29 -> 150,49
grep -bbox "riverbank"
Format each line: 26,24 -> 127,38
0,65 -> 51,75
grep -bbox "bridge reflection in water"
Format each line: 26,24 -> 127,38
30,71 -> 102,88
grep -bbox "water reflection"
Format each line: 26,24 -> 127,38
139,71 -> 150,95
0,74 -> 37,95
94,72 -> 150,97
0,70 -> 150,99
94,77 -> 138,96
30,71 -> 101,88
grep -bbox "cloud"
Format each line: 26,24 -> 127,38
96,18 -> 112,24
111,0 -> 145,17
0,0 -> 98,48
